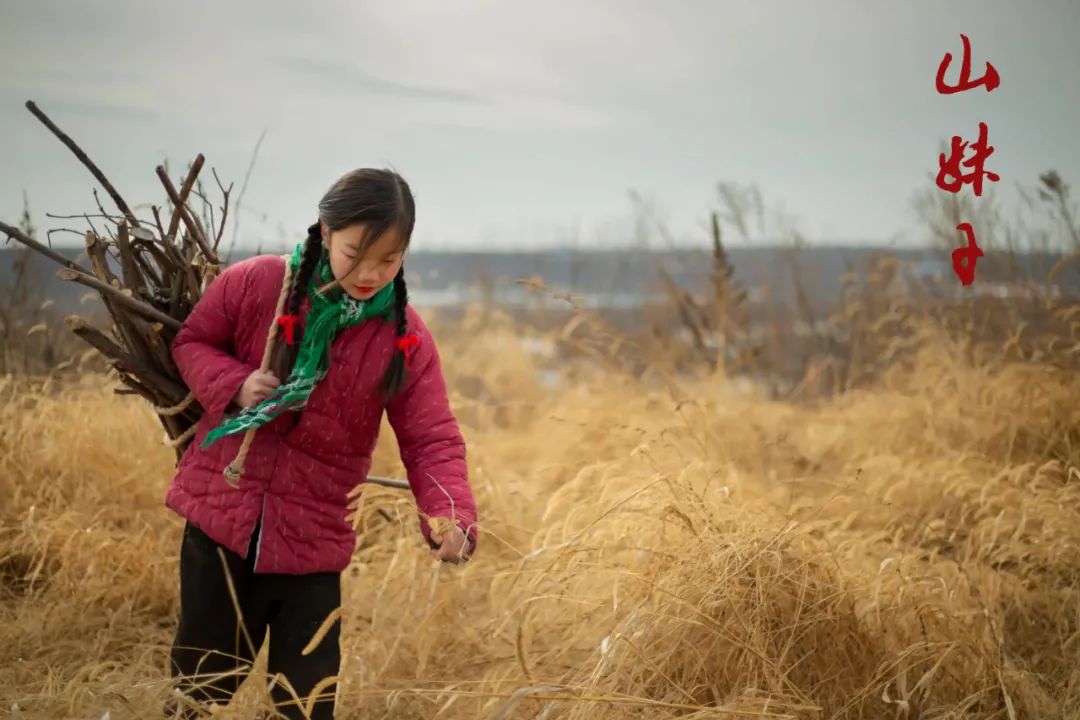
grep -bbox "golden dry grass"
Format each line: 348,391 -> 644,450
1,305 -> 1079,720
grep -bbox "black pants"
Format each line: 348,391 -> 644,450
168,521 -> 342,719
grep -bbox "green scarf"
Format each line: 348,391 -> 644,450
202,242 -> 400,448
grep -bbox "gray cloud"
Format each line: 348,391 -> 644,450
270,55 -> 485,105
2,0 -> 1079,251
18,97 -> 159,124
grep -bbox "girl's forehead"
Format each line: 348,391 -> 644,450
337,225 -> 406,253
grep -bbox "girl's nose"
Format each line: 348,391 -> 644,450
351,264 -> 376,279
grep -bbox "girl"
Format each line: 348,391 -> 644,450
164,168 -> 478,719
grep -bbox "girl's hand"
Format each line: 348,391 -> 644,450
235,370 -> 280,408
429,518 -> 471,564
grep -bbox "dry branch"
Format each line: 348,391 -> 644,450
56,269 -> 179,331
67,317 -> 188,397
366,475 -> 411,490
25,100 -> 141,229
0,106 -> 226,456
83,231 -> 120,287
3,101 -> 407,489
0,220 -> 90,275
157,161 -> 216,262
0,104 -> 221,455
115,223 -> 148,297
0,104 -> 226,458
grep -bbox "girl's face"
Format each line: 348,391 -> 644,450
322,222 -> 406,301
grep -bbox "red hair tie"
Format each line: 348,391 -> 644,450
396,334 -> 420,369
276,314 -> 300,346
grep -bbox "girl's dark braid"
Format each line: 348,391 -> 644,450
380,266 -> 409,398
269,223 -> 323,378
288,223 -> 326,318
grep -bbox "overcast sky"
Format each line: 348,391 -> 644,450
2,0 -> 1078,252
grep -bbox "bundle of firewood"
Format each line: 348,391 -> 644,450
0,101 -> 229,458
1,101 -> 415,491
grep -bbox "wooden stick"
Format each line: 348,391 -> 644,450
132,237 -> 173,278
107,363 -> 165,405
79,230 -> 154,376
110,298 -> 157,379
57,268 -> 181,331
125,311 -> 172,362
67,314 -> 127,361
168,265 -> 185,318
156,163 -> 216,262
115,222 -> 148,297
24,101 -> 141,229
182,232 -> 200,301
83,231 -> 121,286
223,257 -> 293,487
67,316 -> 188,399
141,319 -> 180,376
161,156 -> 203,243
151,206 -> 167,243
365,475 -> 410,490
211,167 -> 233,251
153,232 -> 188,283
0,220 -> 91,275
131,244 -> 163,288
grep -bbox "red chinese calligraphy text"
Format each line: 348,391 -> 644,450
936,122 -> 999,197
951,222 -> 983,286
936,34 -> 1000,95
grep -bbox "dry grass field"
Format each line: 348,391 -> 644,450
1,291 -> 1078,719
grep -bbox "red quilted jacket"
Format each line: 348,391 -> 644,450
165,254 -> 478,574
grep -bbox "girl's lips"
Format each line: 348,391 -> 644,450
355,285 -> 374,293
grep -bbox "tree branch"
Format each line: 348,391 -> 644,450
56,268 -> 181,331
365,475 -> 410,490
0,219 -> 91,274
156,160 -> 216,262
68,316 -> 191,406
24,100 -> 141,229
212,167 -> 233,251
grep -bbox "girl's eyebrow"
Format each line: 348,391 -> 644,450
343,248 -> 401,259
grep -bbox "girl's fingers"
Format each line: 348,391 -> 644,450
252,379 -> 279,395
251,386 -> 275,402
433,549 -> 461,564
249,372 -> 280,392
429,524 -> 467,563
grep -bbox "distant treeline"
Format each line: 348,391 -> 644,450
1,245 -> 1072,319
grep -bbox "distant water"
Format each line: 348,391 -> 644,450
408,284 -> 671,310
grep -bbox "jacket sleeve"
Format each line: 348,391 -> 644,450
385,317 -> 478,556
170,260 -> 258,426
